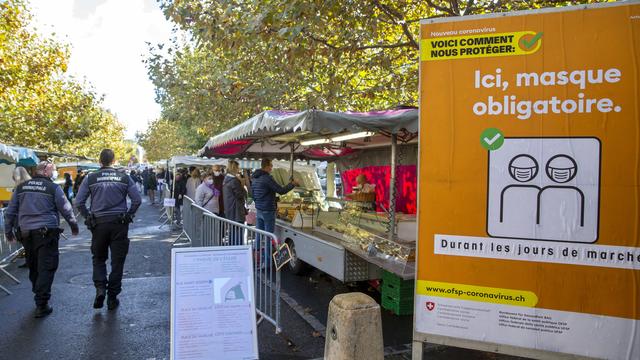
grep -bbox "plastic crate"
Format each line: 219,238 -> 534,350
381,270 -> 413,289
381,293 -> 414,316
381,282 -> 414,299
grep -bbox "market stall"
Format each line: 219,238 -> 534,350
0,145 -> 95,204
55,162 -> 100,180
199,109 -> 418,282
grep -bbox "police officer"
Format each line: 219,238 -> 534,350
4,161 -> 79,318
75,149 -> 141,310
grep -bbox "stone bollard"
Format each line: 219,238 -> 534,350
324,292 -> 384,360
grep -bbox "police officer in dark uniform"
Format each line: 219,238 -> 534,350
75,149 -> 141,310
4,161 -> 79,318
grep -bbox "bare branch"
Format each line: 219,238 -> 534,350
463,0 -> 476,15
449,0 -> 460,15
426,0 -> 457,16
489,0 -> 504,12
372,0 -> 419,49
298,28 -> 414,52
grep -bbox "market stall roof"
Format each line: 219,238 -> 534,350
33,150 -> 94,161
199,109 -> 418,158
9,146 -> 40,167
56,162 -> 101,169
3,144 -> 95,167
0,143 -> 19,165
169,156 -> 228,168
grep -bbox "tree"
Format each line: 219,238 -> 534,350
144,0 -> 607,155
0,0 -> 130,161
136,118 -> 197,162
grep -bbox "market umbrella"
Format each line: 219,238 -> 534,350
10,146 -> 40,167
0,144 -> 19,165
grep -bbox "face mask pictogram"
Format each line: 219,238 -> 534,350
487,137 -> 600,243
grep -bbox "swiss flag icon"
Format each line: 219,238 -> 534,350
426,301 -> 435,311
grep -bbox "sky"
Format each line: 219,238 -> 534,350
30,0 -> 175,139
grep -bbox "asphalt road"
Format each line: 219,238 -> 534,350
1,197 -> 525,359
0,198 -> 324,360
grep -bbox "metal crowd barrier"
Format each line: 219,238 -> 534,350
158,183 -> 174,229
0,208 -> 22,295
179,196 -> 282,333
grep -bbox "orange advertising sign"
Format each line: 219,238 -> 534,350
415,3 -> 640,359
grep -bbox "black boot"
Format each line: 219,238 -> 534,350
34,304 -> 53,318
93,288 -> 106,309
107,296 -> 119,310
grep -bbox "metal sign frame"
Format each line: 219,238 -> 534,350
413,1 -> 640,359
170,245 -> 259,360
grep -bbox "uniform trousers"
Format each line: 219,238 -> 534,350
91,221 -> 129,297
21,230 -> 60,306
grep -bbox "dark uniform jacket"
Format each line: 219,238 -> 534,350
250,170 -> 294,212
75,167 -> 142,218
4,176 -> 77,233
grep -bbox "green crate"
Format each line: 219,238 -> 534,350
381,270 -> 413,288
382,282 -> 415,299
381,294 -> 414,316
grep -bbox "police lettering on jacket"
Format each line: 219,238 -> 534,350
75,167 -> 142,218
4,176 -> 77,232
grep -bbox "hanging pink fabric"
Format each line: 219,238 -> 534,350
341,165 -> 417,214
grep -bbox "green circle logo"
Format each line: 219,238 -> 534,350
480,128 -> 504,151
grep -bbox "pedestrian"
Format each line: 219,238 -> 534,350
251,159 -> 297,267
146,169 -> 158,205
142,168 -> 150,196
195,172 -> 220,214
75,149 -> 142,311
173,169 -> 187,226
129,170 -> 139,192
63,173 -> 73,202
156,168 -> 167,204
73,170 -> 86,197
186,168 -> 201,201
12,166 -> 31,186
4,161 -> 79,318
11,166 -> 32,269
251,158 -> 298,234
211,165 -> 225,217
223,160 -> 247,245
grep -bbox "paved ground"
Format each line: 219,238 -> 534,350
0,198 -> 323,360
1,196 -> 526,359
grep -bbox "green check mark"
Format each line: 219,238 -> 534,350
480,128 -> 504,151
521,32 -> 543,50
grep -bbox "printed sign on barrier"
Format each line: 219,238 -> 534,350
416,3 -> 640,359
170,246 -> 258,360
164,198 -> 176,207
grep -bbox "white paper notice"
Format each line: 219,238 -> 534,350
170,246 -> 258,360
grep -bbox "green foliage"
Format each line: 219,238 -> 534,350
0,0 -> 130,162
144,0 -> 607,155
136,118 -> 199,162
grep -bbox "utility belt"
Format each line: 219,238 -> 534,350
85,213 -> 133,230
18,227 -> 63,240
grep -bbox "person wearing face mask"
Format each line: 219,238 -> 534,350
211,165 -> 225,217
195,172 -> 221,214
4,161 -> 79,318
